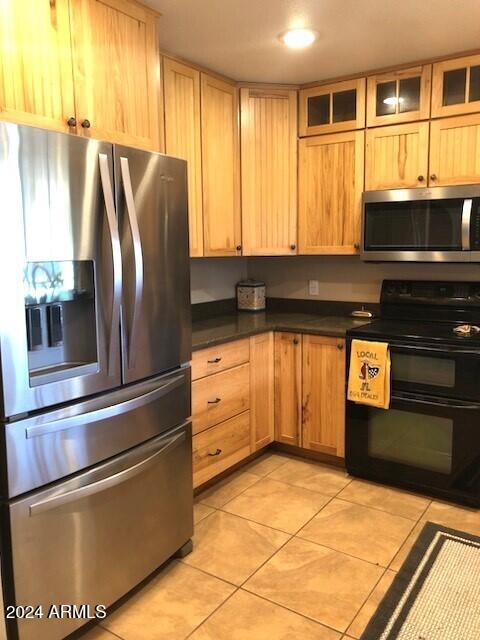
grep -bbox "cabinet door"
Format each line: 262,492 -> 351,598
429,114 -> 480,186
432,54 -> 480,118
299,78 -> 365,136
201,74 -> 241,256
366,65 -> 431,127
163,58 -> 203,256
69,0 -> 160,150
240,88 -> 297,255
302,335 -> 345,457
298,131 -> 364,254
250,332 -> 274,451
0,0 -> 75,132
274,333 -> 302,446
365,122 -> 429,190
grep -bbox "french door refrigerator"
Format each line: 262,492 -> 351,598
0,122 -> 192,640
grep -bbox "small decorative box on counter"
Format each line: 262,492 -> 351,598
236,279 -> 266,312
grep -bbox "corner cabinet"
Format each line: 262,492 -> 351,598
201,74 -> 241,256
240,87 -> 298,255
163,58 -> 204,257
250,333 -> 275,450
274,333 -> 302,446
0,0 -> 76,132
298,130 -> 364,254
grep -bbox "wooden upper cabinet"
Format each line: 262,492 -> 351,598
366,65 -> 431,127
274,332 -> 302,446
429,114 -> 480,186
365,122 -> 429,190
299,78 -> 365,137
240,87 -> 297,255
432,54 -> 480,118
69,0 -> 160,149
0,0 -> 75,132
298,130 -> 364,254
163,58 -> 203,256
201,74 -> 241,256
250,333 -> 275,451
302,335 -> 346,458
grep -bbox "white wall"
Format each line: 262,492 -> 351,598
247,256 -> 480,303
190,258 -> 248,303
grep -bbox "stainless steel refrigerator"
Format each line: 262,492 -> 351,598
0,122 -> 193,640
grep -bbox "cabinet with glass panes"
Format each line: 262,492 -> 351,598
366,65 -> 431,126
299,78 -> 365,136
432,54 -> 480,118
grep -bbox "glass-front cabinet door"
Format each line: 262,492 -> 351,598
299,78 -> 365,136
366,65 -> 432,126
432,53 -> 480,118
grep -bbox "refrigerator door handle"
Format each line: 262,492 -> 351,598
120,155 -> 144,369
25,374 -> 185,439
28,430 -> 186,516
99,153 -> 122,376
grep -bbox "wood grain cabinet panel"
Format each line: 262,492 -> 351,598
0,0 -> 76,132
163,58 -> 203,256
298,131 -> 364,254
193,411 -> 251,488
69,0 -> 161,150
201,74 -> 241,256
192,363 -> 250,435
191,339 -> 250,381
432,54 -> 480,118
302,335 -> 346,458
365,122 -> 429,190
429,114 -> 480,186
250,332 -> 275,451
240,87 -> 297,255
274,333 -> 302,446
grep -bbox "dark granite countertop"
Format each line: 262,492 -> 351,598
192,311 -> 372,351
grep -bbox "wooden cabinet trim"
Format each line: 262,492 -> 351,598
432,53 -> 480,118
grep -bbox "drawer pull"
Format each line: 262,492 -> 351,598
207,357 -> 222,364
208,448 -> 222,457
207,397 -> 221,404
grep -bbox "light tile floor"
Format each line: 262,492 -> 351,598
81,452 -> 480,640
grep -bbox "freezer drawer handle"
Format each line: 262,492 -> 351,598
120,156 -> 144,370
28,430 -> 186,516
25,374 -> 185,439
99,153 -> 122,376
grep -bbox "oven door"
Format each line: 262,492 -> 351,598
346,394 -> 480,506
388,341 -> 480,401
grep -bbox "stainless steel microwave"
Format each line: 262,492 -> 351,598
361,185 -> 480,262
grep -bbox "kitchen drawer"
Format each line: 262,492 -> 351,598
193,411 -> 251,487
192,362 -> 250,435
192,339 -> 250,380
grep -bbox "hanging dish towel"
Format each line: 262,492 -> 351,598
347,340 -> 391,409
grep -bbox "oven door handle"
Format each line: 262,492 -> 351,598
388,343 -> 480,357
393,395 -> 480,410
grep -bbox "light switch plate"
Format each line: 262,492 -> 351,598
308,279 -> 320,296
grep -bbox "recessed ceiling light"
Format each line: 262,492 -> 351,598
280,28 -> 318,49
383,96 -> 405,106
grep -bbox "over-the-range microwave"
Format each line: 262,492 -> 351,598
361,185 -> 480,262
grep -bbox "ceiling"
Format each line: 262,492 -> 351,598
145,0 -> 480,84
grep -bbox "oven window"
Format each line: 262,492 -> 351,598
368,408 -> 453,474
392,353 -> 455,387
364,199 -> 464,250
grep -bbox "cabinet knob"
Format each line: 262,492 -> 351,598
207,397 -> 221,404
81,119 -> 91,129
236,245 -> 242,252
337,343 -> 344,350
208,448 -> 222,457
353,242 -> 360,250
417,175 -> 425,182
67,116 -> 77,127
290,244 -> 296,251
430,174 -> 437,181
293,338 -> 299,345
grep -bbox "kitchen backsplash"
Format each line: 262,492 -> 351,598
191,256 -> 480,304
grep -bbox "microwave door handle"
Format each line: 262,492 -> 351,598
462,198 -> 472,250
120,156 -> 144,370
28,430 -> 186,516
99,153 -> 122,376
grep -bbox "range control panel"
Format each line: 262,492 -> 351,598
381,280 -> 480,306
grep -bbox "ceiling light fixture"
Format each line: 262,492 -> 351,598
280,28 -> 318,49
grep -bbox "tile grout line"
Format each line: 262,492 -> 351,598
332,494 -> 433,523
184,586 -> 241,639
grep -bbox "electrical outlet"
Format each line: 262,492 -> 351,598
308,279 -> 320,296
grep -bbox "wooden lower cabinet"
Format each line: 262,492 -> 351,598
192,411 -> 251,488
191,338 -> 250,381
274,332 -> 302,446
250,332 -> 275,450
302,335 -> 346,457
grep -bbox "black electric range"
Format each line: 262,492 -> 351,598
345,280 -> 480,507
